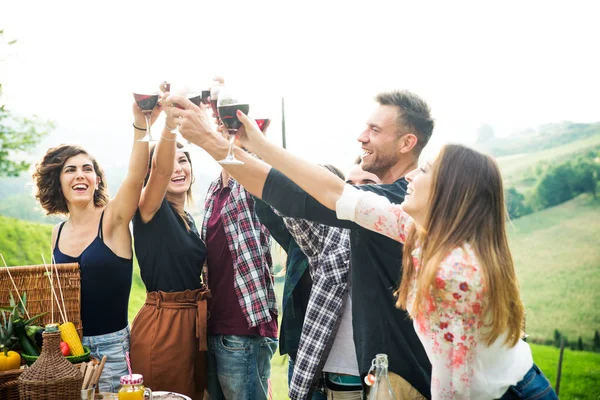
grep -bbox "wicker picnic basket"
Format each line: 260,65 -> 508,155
18,328 -> 83,399
0,263 -> 82,336
0,262 -> 82,400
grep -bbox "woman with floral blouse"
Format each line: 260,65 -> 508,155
211,110 -> 558,400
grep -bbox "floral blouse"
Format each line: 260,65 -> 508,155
336,185 -> 532,399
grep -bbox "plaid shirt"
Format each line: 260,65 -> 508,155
254,198 -> 312,359
278,213 -> 352,400
201,176 -> 277,330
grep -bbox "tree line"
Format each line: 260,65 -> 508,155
505,149 -> 600,219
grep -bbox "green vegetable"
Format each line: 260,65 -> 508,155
26,325 -> 45,350
13,319 -> 39,356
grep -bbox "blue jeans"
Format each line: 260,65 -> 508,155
207,334 -> 278,400
500,364 -> 558,400
82,326 -> 130,393
288,357 -> 327,400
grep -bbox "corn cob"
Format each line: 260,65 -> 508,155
59,322 -> 84,356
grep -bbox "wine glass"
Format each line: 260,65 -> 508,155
210,83 -> 223,121
133,90 -> 160,142
217,86 -> 249,165
168,83 -> 203,151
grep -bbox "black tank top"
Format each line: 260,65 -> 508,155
53,211 -> 132,336
132,198 -> 207,292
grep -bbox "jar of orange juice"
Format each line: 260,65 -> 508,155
118,374 -> 152,400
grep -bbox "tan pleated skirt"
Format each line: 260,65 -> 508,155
130,288 -> 211,400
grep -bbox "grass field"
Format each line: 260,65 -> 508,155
508,194 -> 600,346
527,344 -> 600,400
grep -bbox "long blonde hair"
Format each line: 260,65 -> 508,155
396,144 -> 524,347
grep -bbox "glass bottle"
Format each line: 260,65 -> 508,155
367,354 -> 396,400
118,374 -> 152,400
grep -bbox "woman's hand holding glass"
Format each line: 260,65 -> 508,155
233,110 -> 269,156
133,93 -> 162,138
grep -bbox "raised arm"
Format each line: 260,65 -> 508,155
106,100 -> 160,227
171,97 -> 343,209
336,185 -> 413,243
138,92 -> 179,222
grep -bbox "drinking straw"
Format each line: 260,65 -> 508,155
0,254 -> 30,319
42,254 -> 66,323
51,255 -> 68,321
125,351 -> 132,377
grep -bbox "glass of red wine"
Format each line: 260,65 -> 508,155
168,84 -> 204,151
133,91 -> 159,142
217,87 -> 249,165
210,83 -> 223,121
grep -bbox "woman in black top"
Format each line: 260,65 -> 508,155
33,100 -> 159,392
130,93 -> 210,400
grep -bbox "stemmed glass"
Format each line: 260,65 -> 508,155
216,86 -> 249,165
133,91 -> 160,142
168,83 -> 204,151
210,83 -> 223,121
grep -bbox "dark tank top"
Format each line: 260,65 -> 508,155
53,211 -> 132,336
132,198 -> 207,292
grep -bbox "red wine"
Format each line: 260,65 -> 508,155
133,93 -> 159,112
255,119 -> 271,132
201,90 -> 211,105
188,94 -> 202,106
172,94 -> 203,110
218,104 -> 250,133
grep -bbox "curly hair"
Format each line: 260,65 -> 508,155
33,144 -> 109,215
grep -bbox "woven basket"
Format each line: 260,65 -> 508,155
0,359 -> 96,400
18,329 -> 83,399
0,369 -> 22,400
0,263 -> 82,337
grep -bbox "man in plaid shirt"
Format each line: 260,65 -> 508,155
201,168 -> 279,400
280,162 -> 381,400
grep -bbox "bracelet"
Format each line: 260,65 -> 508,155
165,121 -> 177,131
161,130 -> 177,141
133,123 -> 147,131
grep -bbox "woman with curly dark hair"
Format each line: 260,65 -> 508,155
32,99 -> 162,392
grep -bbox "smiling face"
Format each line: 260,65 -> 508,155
346,163 -> 381,186
167,150 -> 192,196
357,105 -> 405,179
401,156 -> 436,226
59,153 -> 101,208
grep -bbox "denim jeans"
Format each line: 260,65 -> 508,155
82,325 -> 130,393
288,357 -> 328,400
207,334 -> 278,400
500,364 -> 558,400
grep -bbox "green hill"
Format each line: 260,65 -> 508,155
509,194 -> 600,346
0,214 -> 53,265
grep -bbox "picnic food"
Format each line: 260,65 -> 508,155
0,350 -> 21,371
60,321 -> 84,356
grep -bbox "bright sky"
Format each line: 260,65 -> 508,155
1,0 -> 599,180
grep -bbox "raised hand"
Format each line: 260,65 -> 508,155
168,95 -> 217,148
235,109 -> 268,155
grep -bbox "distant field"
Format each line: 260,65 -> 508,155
508,194 -> 600,346
496,133 -> 600,179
